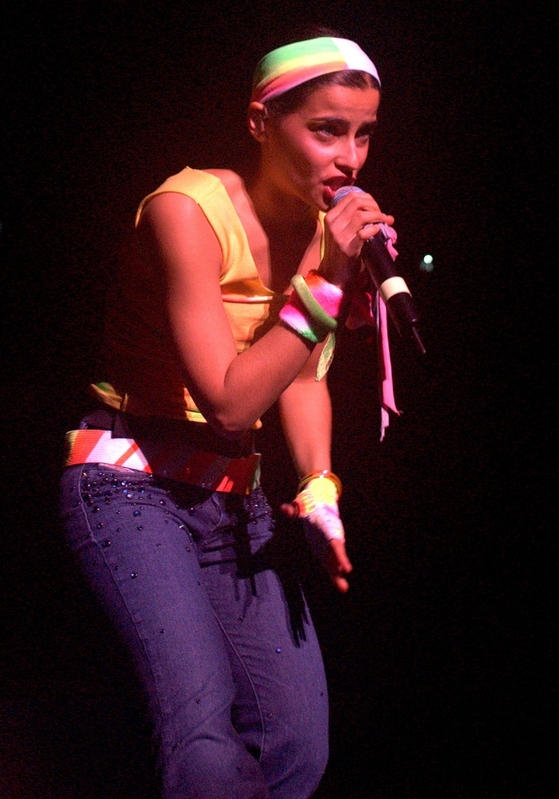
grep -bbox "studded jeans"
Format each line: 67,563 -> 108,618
60,463 -> 328,799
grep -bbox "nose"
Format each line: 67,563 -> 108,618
334,136 -> 362,175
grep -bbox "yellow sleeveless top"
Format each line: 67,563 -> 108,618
92,167 -> 276,424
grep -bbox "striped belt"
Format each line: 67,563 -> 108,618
64,429 -> 261,495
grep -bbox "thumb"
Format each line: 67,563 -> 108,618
280,501 -> 300,519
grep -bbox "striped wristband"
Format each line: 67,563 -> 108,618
279,271 -> 343,344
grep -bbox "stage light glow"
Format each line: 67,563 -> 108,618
420,254 -> 434,272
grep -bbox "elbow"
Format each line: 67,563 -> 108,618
207,408 -> 258,439
190,386 -> 264,438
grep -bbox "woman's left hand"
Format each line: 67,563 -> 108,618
280,483 -> 353,593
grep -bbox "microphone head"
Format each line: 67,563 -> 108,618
330,185 -> 365,207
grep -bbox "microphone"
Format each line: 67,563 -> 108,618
331,186 -> 426,354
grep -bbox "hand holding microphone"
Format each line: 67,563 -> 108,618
330,186 -> 426,354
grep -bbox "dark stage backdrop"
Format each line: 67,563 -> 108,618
2,2 -> 554,797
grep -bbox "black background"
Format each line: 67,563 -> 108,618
1,2 -> 555,797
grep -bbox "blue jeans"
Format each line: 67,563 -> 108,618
60,463 -> 328,799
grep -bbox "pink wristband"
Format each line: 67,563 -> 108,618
279,270 -> 343,344
303,270 -> 343,318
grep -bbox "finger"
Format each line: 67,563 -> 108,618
332,190 -> 382,222
328,539 -> 353,574
280,501 -> 300,519
357,215 -> 395,239
331,573 -> 350,593
323,540 -> 353,592
326,191 -> 374,235
336,190 -> 393,228
327,206 -> 394,258
330,566 -> 350,592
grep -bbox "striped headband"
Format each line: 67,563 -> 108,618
251,37 -> 381,104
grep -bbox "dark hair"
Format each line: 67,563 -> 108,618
263,71 -> 379,118
257,24 -> 380,118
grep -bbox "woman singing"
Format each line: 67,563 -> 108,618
60,27 -> 395,798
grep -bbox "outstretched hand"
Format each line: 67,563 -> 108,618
280,496 -> 353,593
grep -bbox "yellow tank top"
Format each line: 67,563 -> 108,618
92,167 -> 276,423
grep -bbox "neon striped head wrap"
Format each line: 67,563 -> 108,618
251,36 -> 380,104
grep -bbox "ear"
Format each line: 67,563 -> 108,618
247,101 -> 268,142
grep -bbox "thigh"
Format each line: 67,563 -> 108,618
199,495 -> 329,798
60,464 -> 271,798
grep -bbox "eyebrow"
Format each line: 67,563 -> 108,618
357,120 -> 379,133
309,116 -> 378,130
310,116 -> 349,125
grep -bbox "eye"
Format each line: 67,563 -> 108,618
310,122 -> 339,140
356,123 -> 377,142
355,133 -> 372,147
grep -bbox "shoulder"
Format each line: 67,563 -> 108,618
200,169 -> 259,240
203,168 -> 243,189
202,169 -> 246,204
136,190 -> 223,284
151,166 -> 224,200
135,167 -> 250,270
136,167 -> 244,223
136,172 -> 223,262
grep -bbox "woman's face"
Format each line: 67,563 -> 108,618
261,83 -> 380,211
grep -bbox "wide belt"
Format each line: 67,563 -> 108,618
64,429 -> 261,495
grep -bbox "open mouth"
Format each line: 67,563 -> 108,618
322,178 -> 354,204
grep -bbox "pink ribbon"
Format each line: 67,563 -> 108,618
345,223 -> 401,440
376,293 -> 401,440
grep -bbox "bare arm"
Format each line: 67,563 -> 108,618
279,350 -> 353,593
138,192 -> 315,434
137,186 -> 391,436
278,344 -> 333,475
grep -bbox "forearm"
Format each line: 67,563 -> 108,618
279,360 -> 352,593
141,194 -> 319,434
278,349 -> 333,477
195,323 -> 316,435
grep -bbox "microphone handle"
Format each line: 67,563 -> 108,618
363,233 -> 426,355
330,185 -> 426,354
